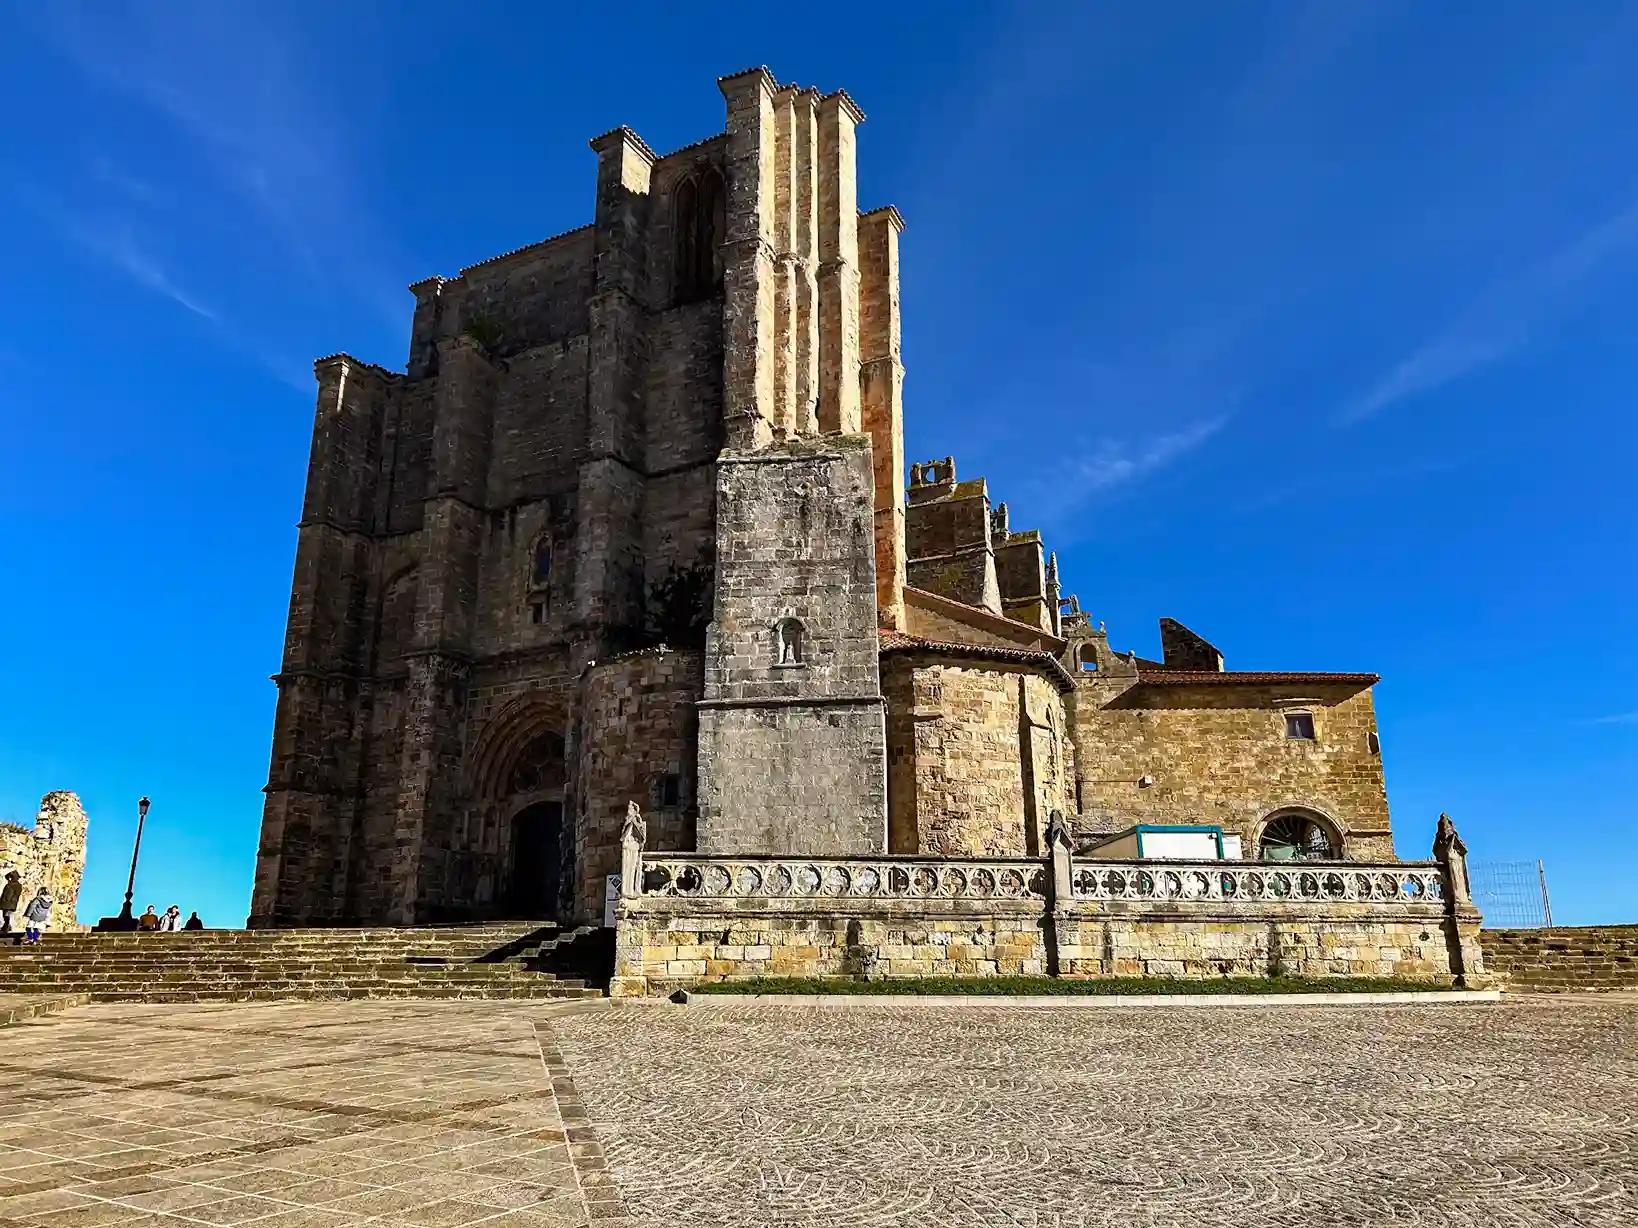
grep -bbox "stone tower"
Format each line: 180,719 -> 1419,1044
251,68 -> 906,927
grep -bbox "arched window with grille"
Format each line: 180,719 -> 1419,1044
1257,811 -> 1341,862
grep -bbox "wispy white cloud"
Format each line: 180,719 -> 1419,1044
1340,202 -> 1638,424
27,1 -> 403,331
1074,416 -> 1232,494
67,220 -> 217,322
89,156 -> 163,204
1590,711 -> 1638,726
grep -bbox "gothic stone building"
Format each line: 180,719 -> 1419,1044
250,68 -> 1394,928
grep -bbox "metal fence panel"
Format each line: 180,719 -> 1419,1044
1470,859 -> 1552,929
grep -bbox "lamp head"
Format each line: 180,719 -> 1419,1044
138,797 -> 150,819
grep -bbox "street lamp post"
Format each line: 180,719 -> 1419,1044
98,797 -> 150,931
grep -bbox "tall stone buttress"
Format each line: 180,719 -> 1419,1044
694,70 -> 890,853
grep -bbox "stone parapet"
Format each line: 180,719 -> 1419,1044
610,849 -> 1478,994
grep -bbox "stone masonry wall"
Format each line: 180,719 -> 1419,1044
697,437 -> 886,854
883,658 -> 1071,857
1072,680 -> 1393,858
1481,926 -> 1638,992
617,897 -> 1466,993
571,650 -> 704,920
0,792 -> 88,929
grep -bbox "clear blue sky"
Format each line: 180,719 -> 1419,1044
1,1 -> 1633,928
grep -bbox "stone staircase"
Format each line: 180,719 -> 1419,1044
0,922 -> 614,1003
1483,926 -> 1638,993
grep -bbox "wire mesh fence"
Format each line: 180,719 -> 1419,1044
1470,859 -> 1553,929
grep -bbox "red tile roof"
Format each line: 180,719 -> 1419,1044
879,631 -> 1075,691
1134,669 -> 1379,686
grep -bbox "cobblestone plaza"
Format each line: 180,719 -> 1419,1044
1,997 -> 1633,1227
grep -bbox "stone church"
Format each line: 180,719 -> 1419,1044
251,68 -> 1395,929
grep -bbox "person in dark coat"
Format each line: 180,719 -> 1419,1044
183,911 -> 204,931
0,870 -> 22,935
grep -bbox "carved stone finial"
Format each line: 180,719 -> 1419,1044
1046,552 -> 1059,586
991,502 -> 1009,538
1434,812 -> 1466,858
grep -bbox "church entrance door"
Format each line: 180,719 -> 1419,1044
509,801 -> 562,919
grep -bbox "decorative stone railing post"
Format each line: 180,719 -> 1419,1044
1045,810 -> 1079,976
1434,812 -> 1486,986
609,802 -> 649,998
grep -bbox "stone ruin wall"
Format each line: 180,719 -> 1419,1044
0,792 -> 89,928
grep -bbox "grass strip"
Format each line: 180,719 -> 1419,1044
690,974 -> 1454,996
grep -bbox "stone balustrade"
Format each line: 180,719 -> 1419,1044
640,856 -> 1048,902
611,816 -> 1485,996
634,852 -> 1447,911
1070,860 -> 1447,907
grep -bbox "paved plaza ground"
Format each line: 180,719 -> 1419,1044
1,997 -> 1634,1227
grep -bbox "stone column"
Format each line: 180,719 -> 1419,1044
253,354 -> 393,927
859,206 -> 906,631
573,127 -> 653,653
389,336 -> 497,923
718,67 -> 778,450
792,90 -> 821,437
771,87 -> 798,439
816,90 -> 863,436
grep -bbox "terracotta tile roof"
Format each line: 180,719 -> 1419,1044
1134,669 -> 1380,686
879,631 -> 1075,691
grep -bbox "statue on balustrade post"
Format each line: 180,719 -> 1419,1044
1433,812 -> 1471,906
619,801 -> 647,901
1046,810 -> 1073,908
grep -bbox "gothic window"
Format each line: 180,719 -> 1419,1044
1284,711 -> 1316,740
658,773 -> 682,808
774,618 -> 805,666
532,539 -> 552,587
673,167 -> 725,305
1258,812 -> 1339,862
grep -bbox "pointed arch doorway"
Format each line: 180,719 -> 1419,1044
508,800 -> 562,917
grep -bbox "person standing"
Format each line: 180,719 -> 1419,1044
137,905 -> 161,932
0,871 -> 21,936
159,905 -> 182,932
22,888 -> 52,944
183,911 -> 204,931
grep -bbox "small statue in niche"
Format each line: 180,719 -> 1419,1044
776,618 -> 804,665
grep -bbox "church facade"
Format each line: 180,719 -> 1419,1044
251,68 -> 1396,929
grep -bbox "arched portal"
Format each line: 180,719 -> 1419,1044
508,800 -> 562,916
465,697 -> 570,921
